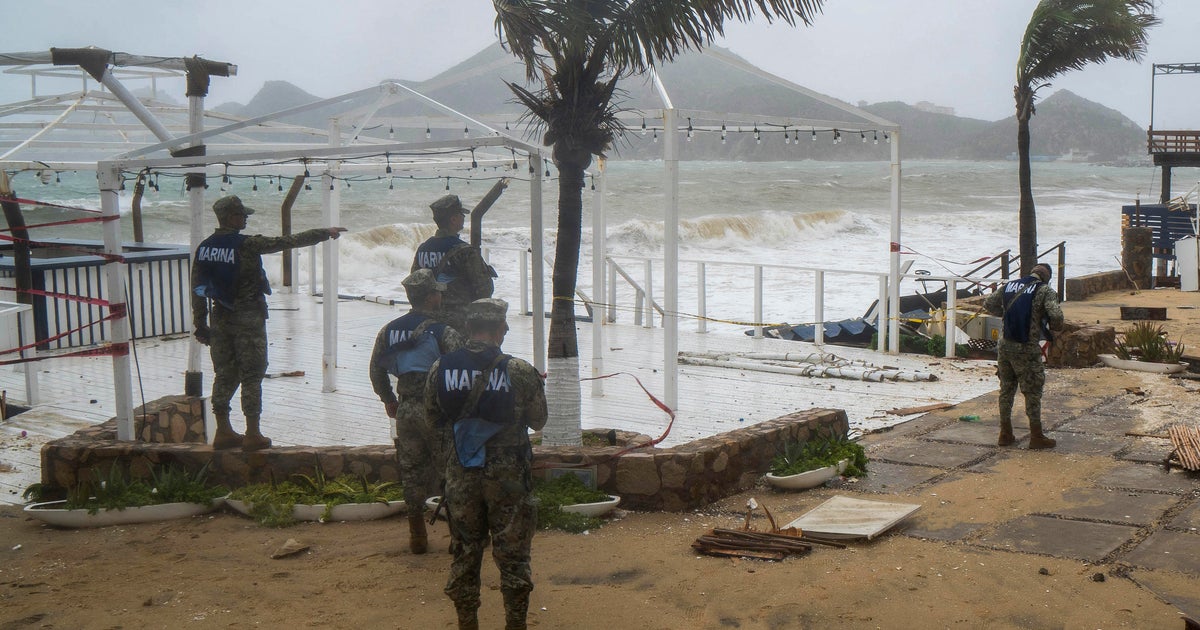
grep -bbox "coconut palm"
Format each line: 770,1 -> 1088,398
1015,0 -> 1158,275
492,0 -> 825,444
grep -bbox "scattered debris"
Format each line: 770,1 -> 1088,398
1166,424 -> 1200,472
690,499 -> 845,561
888,402 -> 954,416
1123,387 -> 1146,396
1091,572 -> 1106,582
265,370 -> 306,379
1038,567 -> 1050,576
271,538 -> 310,559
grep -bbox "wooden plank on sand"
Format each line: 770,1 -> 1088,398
887,402 -> 953,416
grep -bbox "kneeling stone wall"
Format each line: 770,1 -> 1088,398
40,396 -> 847,512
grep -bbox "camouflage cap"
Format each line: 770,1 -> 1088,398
466,298 -> 508,323
213,195 -> 255,219
429,194 -> 468,217
401,268 -> 447,293
1031,263 -> 1052,282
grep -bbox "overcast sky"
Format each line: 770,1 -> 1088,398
4,0 -> 1198,128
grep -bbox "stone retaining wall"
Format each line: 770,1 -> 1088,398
1064,270 -> 1131,302
39,397 -> 847,512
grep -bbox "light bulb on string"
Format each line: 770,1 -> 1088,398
641,118 -> 647,136
385,153 -> 392,174
388,177 -> 394,190
252,176 -> 258,191
653,129 -> 658,143
833,129 -> 841,144
861,131 -> 866,143
445,177 -> 450,191
686,117 -> 693,141
544,159 -> 551,177
873,131 -> 879,145
884,132 -> 891,144
470,149 -> 477,169
303,160 -> 310,177
753,125 -> 760,144
784,128 -> 790,144
510,149 -> 518,170
304,183 -> 311,191
720,123 -> 726,144
345,180 -> 351,189
425,124 -> 431,140
463,126 -> 469,139
388,126 -> 394,139
277,177 -> 283,191
811,129 -> 817,142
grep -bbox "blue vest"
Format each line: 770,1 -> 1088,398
375,312 -> 447,377
436,347 -> 515,425
1000,276 -> 1043,343
414,235 -> 467,285
194,232 -> 271,310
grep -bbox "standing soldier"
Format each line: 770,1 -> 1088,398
424,298 -> 546,630
192,195 -> 345,451
983,263 -> 1064,449
412,194 -> 496,333
368,268 -> 464,554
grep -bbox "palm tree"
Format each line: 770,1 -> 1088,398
492,0 -> 825,445
1015,0 -> 1158,275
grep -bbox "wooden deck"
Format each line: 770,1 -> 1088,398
0,291 -> 997,503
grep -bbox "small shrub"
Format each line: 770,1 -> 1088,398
24,464 -> 226,514
770,435 -> 868,478
1114,322 -> 1186,364
533,474 -> 610,533
228,470 -> 403,527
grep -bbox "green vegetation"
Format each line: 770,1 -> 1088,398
770,435 -> 868,478
926,335 -> 972,358
23,464 -> 226,514
533,474 -> 612,534
1114,321 -> 1186,364
228,471 -> 403,527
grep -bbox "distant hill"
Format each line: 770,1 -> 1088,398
219,46 -> 1148,163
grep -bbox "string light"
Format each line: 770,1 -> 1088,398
873,131 -> 879,145
510,148 -> 518,170
425,124 -> 431,140
720,123 -> 727,144
463,126 -> 469,139
389,126 -> 394,140
303,160 -> 310,177
277,177 -> 283,191
861,131 -> 867,143
653,129 -> 658,143
544,159 -> 551,177
388,177 -> 394,190
784,127 -> 790,144
470,148 -> 477,169
385,153 -> 392,174
686,117 -> 693,141
885,132 -> 891,144
445,177 -> 450,191
754,125 -> 760,144
641,118 -> 647,136
252,176 -> 258,191
811,129 -> 817,142
833,129 -> 841,144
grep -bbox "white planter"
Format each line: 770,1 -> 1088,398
561,495 -> 621,517
765,464 -> 839,490
1098,354 -> 1188,374
24,499 -> 223,528
225,498 -> 405,522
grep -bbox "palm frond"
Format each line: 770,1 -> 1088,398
1017,0 -> 1159,91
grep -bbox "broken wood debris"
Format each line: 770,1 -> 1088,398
691,499 -> 847,561
887,402 -> 953,416
1167,424 -> 1200,472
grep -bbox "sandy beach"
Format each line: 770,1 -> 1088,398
1,286 -> 1198,629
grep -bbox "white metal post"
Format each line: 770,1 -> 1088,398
643,259 -> 654,328
607,264 -> 617,323
945,279 -> 958,358
888,130 -> 902,353
519,249 -> 529,316
696,262 -> 707,333
591,158 -> 606,397
322,121 -> 341,392
753,265 -> 764,338
814,270 -> 825,346
98,163 -> 134,440
877,276 -> 889,353
19,308 -> 39,405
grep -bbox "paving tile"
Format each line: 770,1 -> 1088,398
1050,487 -> 1180,526
900,521 -> 986,542
1119,438 -> 1176,464
1057,412 -> 1137,436
1123,530 -> 1200,573
1170,502 -> 1200,532
852,461 -> 944,494
1042,431 -> 1130,457
872,441 -> 992,469
923,422 -> 1011,446
1093,463 -> 1199,495
967,451 -> 1017,473
1130,570 -> 1200,622
980,515 -> 1137,562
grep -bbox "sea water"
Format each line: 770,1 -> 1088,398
11,159 -> 1161,333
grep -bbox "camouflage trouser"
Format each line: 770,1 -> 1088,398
443,450 -> 536,612
996,340 -> 1046,430
208,308 -> 268,419
393,400 -> 444,511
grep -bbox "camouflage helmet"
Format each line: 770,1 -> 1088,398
466,298 -> 508,324
401,268 -> 447,295
213,195 -> 255,220
429,194 -> 468,217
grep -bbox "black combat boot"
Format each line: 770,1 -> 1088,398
211,412 -> 243,449
242,416 -> 272,451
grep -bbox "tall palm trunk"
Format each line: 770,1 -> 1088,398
542,155 -> 588,446
1015,87 -> 1037,277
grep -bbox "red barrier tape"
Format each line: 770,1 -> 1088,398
532,372 -> 677,468
0,215 -> 115,232
0,285 -> 116,307
0,309 -> 124,357
0,196 -> 102,213
0,233 -> 126,262
0,341 -> 127,366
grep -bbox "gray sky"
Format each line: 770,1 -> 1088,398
4,0 -> 1197,128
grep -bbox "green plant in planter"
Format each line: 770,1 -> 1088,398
533,474 -> 611,533
228,470 -> 404,527
770,435 -> 868,478
1114,322 -> 1186,364
23,463 -> 226,514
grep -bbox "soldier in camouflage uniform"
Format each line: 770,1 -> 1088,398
368,269 -> 464,554
424,298 -> 546,630
983,263 -> 1064,449
192,195 -> 345,451
411,194 -> 496,334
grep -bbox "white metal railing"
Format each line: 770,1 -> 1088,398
0,300 -> 40,407
506,249 -> 990,359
